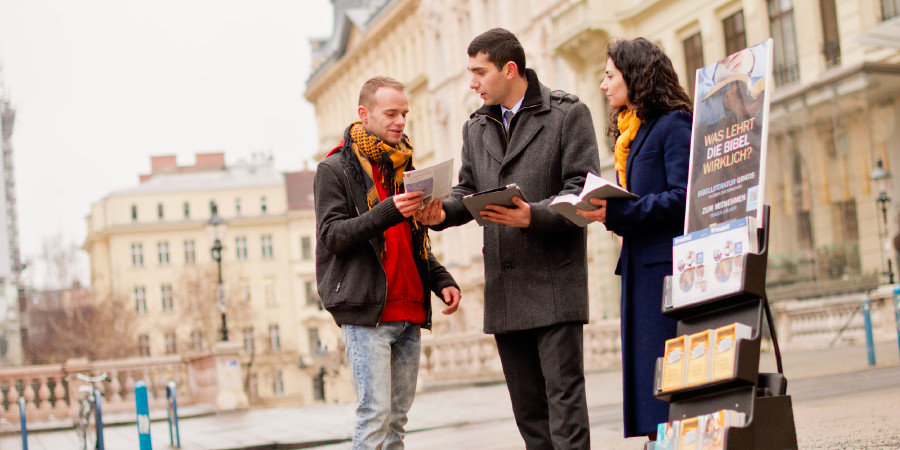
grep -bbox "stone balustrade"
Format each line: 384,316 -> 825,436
2,293 -> 898,428
419,319 -> 622,386
0,352 -> 213,426
772,288 -> 897,349
582,319 -> 623,371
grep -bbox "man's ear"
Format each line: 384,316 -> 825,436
358,105 -> 368,125
505,61 -> 519,81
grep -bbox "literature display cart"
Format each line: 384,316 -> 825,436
652,207 -> 798,449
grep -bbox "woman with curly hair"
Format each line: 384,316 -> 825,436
576,37 -> 693,440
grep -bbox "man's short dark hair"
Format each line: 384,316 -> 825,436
467,28 -> 526,78
359,76 -> 405,109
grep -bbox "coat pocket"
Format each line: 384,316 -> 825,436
633,148 -> 660,162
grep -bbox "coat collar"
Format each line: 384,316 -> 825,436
474,69 -> 549,164
473,69 -> 545,122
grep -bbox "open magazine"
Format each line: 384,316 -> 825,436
402,158 -> 454,204
550,172 -> 636,227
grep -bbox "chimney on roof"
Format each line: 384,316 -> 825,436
195,152 -> 225,170
151,155 -> 177,172
140,155 -> 178,181
140,152 -> 228,182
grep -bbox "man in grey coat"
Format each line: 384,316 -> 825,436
417,28 -> 600,449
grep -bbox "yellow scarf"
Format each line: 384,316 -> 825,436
350,122 -> 413,210
614,109 -> 642,190
348,121 -> 428,259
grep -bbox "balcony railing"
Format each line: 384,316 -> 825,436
767,243 -> 875,300
0,353 -> 213,427
2,295 -> 897,428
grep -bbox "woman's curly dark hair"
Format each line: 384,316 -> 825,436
605,37 -> 692,141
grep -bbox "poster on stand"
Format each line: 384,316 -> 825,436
684,39 -> 773,234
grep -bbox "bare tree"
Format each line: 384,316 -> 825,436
24,289 -> 138,364
36,232 -> 84,290
176,265 -> 256,352
22,234 -> 136,364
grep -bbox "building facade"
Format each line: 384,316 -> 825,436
307,0 -> 900,329
83,153 -> 342,406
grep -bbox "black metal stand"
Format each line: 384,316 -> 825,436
652,206 -> 798,449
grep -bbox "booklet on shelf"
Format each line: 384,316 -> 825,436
698,409 -> 747,450
698,411 -> 725,450
402,158 -> 454,205
660,335 -> 687,391
549,172 -> 637,227
461,183 -> 528,226
680,416 -> 700,450
711,322 -> 753,381
654,420 -> 680,450
671,217 -> 758,308
685,329 -> 712,387
655,410 -> 745,450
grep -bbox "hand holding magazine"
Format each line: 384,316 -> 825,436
550,172 -> 637,227
402,158 -> 454,204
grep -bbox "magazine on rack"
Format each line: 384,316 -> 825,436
684,39 -> 773,233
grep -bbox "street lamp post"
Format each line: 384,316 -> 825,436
206,202 -> 229,341
870,158 -> 894,284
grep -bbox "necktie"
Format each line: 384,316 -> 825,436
503,110 -> 514,132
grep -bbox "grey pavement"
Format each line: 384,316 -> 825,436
3,339 -> 899,449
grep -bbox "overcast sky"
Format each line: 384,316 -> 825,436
0,0 -> 334,288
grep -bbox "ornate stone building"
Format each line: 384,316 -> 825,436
83,153 -> 345,406
306,0 -> 626,330
307,1 -> 900,331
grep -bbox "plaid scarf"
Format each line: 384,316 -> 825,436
350,122 -> 413,208
348,122 -> 429,260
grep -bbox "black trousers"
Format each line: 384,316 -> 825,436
494,322 -> 590,450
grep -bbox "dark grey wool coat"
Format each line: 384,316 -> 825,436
435,69 -> 601,334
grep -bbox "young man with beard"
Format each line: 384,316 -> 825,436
417,29 -> 600,449
314,76 -> 462,449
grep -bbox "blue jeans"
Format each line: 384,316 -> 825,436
342,322 -> 421,450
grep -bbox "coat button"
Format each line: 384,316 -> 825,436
503,263 -> 513,271
500,171 -> 508,179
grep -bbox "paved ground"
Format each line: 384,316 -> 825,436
3,340 -> 899,449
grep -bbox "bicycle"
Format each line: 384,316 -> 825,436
64,372 -> 110,450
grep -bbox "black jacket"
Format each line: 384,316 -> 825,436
314,126 -> 459,329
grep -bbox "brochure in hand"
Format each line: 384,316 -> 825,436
402,158 -> 454,204
461,183 -> 527,226
550,172 -> 637,227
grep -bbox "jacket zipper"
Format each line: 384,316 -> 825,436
343,169 -> 389,325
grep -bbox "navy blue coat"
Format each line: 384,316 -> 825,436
605,110 -> 692,437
